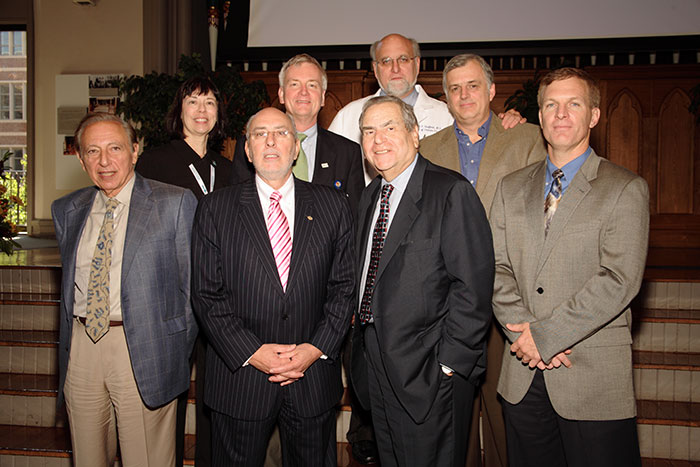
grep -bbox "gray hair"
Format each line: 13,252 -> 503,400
278,54 -> 328,91
245,108 -> 298,140
369,34 -> 421,61
74,113 -> 137,157
359,95 -> 418,132
442,54 -> 494,96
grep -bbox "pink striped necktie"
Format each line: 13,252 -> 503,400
267,191 -> 292,291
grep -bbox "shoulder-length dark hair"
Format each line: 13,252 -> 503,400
165,76 -> 227,150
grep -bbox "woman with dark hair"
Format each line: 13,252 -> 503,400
136,76 -> 232,467
136,76 -> 233,200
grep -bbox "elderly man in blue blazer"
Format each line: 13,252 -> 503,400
52,113 -> 198,466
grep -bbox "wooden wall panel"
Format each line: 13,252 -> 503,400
657,89 -> 694,214
607,90 -> 642,173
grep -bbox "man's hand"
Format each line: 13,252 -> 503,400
506,322 -> 544,369
248,343 -> 297,374
497,108 -> 527,129
268,343 -> 324,386
545,349 -> 572,369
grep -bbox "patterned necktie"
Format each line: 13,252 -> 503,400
267,191 -> 293,291
293,133 -> 309,181
85,197 -> 119,343
359,184 -> 394,325
544,169 -> 564,236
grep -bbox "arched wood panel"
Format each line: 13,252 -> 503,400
657,89 -> 694,214
607,90 -> 643,173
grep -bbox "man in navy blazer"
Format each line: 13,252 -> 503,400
52,113 -> 198,466
192,107 -> 355,466
232,54 -> 365,218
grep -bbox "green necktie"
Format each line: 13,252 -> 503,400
293,133 -> 309,181
85,197 -> 119,343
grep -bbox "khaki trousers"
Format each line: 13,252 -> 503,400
65,319 -> 177,467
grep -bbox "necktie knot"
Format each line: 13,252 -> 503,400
270,191 -> 282,204
105,198 -> 118,219
297,133 -> 307,143
381,184 -> 394,202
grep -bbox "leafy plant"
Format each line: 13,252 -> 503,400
504,70 -> 543,124
118,54 -> 269,150
0,150 -> 25,255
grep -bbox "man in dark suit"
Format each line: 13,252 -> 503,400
192,107 -> 355,466
232,53 -> 365,218
350,95 -> 494,466
491,68 -> 648,467
420,54 -> 545,467
52,113 -> 198,466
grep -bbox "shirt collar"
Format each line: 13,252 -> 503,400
546,146 -> 592,185
453,113 -> 492,142
382,153 -> 418,193
97,171 -> 136,208
255,171 -> 295,201
299,123 -> 317,140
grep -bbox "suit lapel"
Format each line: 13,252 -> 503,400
311,129 -> 332,186
62,189 -> 98,306
357,179 -> 381,278
286,179 -> 313,297
375,157 -> 425,282
535,153 -> 599,276
523,162 -> 547,264
239,181 -> 286,296
122,174 -> 154,281
476,113 -> 506,194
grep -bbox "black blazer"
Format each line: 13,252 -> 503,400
351,155 -> 495,424
191,178 -> 356,419
232,128 -> 365,217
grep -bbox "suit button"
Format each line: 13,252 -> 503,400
282,314 -> 288,320
536,287 -> 544,294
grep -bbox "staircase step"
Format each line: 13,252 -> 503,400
634,320 -> 700,353
0,373 -> 56,396
0,266 -> 61,294
637,400 -> 700,427
0,292 -> 61,306
634,351 -> 700,371
0,330 -> 58,347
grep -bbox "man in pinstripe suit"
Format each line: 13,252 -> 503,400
192,107 -> 356,467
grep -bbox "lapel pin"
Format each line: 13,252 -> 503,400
321,162 -> 329,168
307,215 -> 313,221
334,180 -> 342,189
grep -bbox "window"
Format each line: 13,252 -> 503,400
0,147 -> 26,171
0,31 -> 25,56
0,83 -> 26,120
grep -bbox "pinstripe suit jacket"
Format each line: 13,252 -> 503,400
52,174 -> 199,409
490,151 -> 649,420
191,177 -> 356,419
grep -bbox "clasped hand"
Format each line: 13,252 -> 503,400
249,343 -> 323,386
506,322 -> 572,370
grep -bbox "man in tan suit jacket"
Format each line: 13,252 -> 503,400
490,68 -> 648,467
420,54 -> 544,467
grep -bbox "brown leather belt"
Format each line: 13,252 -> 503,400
77,316 -> 123,327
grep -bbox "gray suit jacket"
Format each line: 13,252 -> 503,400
490,151 -> 649,420
419,112 -> 545,216
52,173 -> 198,409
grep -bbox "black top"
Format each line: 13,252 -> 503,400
136,139 -> 233,201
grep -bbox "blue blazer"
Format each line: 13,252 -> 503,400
52,173 -> 198,409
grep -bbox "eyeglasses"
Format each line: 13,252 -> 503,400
375,55 -> 416,68
249,129 -> 292,140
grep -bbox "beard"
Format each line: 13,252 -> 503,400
380,77 -> 416,98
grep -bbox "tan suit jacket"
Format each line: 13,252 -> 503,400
490,151 -> 649,420
419,112 -> 545,215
